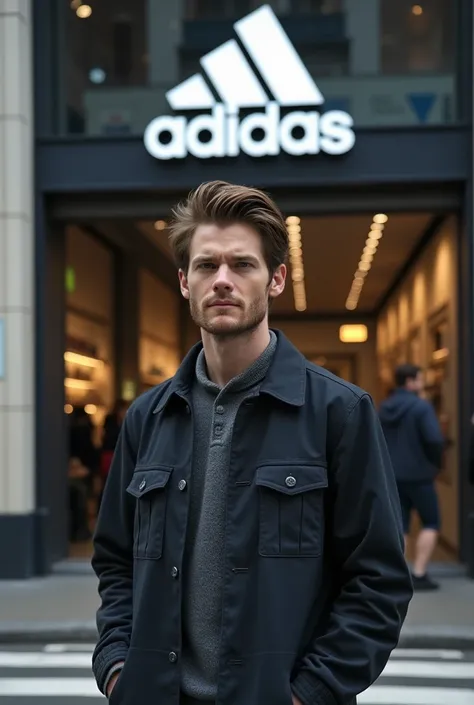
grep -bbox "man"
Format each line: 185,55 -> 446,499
92,181 -> 413,705
379,364 -> 444,591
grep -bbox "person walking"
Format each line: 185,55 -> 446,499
379,364 -> 445,591
92,180 -> 413,705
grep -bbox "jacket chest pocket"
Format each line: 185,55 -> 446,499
256,463 -> 328,557
126,466 -> 173,560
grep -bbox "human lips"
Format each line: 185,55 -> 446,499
208,300 -> 239,307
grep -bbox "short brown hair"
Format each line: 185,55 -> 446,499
168,180 -> 289,273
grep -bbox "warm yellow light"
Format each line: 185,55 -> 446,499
412,4 -> 423,15
345,301 -> 357,311
339,324 -> 368,343
64,378 -> 96,390
286,216 -> 301,225
64,404 -> 74,414
364,245 -> 377,255
85,404 -> 98,415
373,213 -> 388,224
361,253 -> 374,263
358,261 -> 371,272
355,269 -> 368,278
64,351 -> 104,368
76,4 -> 92,18
154,220 -> 167,231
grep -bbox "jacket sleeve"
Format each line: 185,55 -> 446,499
417,402 -> 445,469
91,408 -> 137,694
291,394 -> 413,705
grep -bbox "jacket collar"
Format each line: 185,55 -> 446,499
153,329 -> 306,413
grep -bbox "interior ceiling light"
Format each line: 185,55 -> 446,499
76,4 -> 92,18
345,214 -> 387,311
412,4 -> 423,15
339,324 -> 368,344
154,220 -> 167,230
286,216 -> 306,312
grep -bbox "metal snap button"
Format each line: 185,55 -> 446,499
168,651 -> 178,663
285,475 -> 296,488
139,479 -> 146,491
178,479 -> 187,491
171,566 -> 179,579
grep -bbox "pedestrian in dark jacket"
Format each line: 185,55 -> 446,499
379,364 -> 444,591
92,181 -> 413,705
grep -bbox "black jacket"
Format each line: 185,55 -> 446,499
379,389 -> 444,482
92,331 -> 412,705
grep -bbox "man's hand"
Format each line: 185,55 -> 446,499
106,667 -> 123,698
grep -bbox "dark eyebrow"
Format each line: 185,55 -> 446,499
191,253 -> 261,265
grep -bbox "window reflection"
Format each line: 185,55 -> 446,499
61,0 -> 458,136
381,0 -> 455,74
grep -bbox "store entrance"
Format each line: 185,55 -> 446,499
61,209 -> 462,565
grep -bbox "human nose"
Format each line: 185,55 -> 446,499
212,264 -> 234,293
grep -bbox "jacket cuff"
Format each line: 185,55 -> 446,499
291,671 -> 338,705
103,662 -> 124,699
93,642 -> 129,694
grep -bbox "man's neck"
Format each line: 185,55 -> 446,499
201,323 -> 271,387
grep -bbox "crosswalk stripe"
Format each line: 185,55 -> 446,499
0,652 -> 91,668
383,660 -> 474,679
359,685 -> 474,705
0,679 -> 472,702
0,678 -> 100,697
43,644 -> 97,653
391,648 -> 465,660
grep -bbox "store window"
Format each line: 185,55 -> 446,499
57,0 -> 458,136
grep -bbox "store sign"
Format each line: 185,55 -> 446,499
144,5 -> 355,161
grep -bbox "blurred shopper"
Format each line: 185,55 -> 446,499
379,364 -> 445,591
100,399 -> 129,480
92,181 -> 413,705
68,406 -> 99,541
68,456 -> 91,542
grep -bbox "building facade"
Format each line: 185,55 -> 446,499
0,0 -> 473,578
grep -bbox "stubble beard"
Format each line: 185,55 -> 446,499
189,293 -> 269,341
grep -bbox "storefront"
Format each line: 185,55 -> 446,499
0,0 -> 472,578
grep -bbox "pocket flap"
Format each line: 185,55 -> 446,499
255,464 -> 328,495
126,466 -> 173,498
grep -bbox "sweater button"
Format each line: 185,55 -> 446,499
169,651 -> 178,663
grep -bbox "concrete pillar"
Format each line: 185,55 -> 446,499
0,0 -> 36,577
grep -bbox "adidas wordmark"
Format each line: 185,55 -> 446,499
144,5 -> 355,161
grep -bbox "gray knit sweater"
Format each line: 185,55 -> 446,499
180,332 -> 277,704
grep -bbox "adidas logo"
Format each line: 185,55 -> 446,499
144,4 -> 355,161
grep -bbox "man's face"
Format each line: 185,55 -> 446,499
178,223 -> 286,338
407,372 -> 424,394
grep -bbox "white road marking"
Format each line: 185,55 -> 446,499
383,660 -> 474,679
43,644 -> 96,653
0,678 -> 101,697
391,648 -> 465,660
359,685 -> 474,705
0,652 -> 91,668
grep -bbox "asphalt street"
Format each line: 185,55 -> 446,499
0,644 -> 473,703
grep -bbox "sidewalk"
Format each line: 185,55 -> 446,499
0,562 -> 473,648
